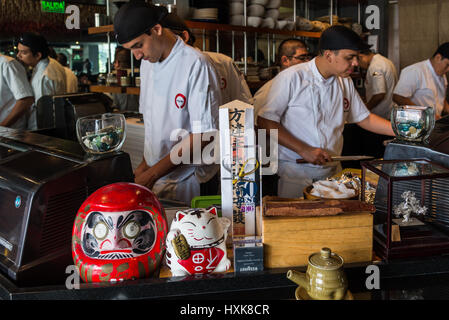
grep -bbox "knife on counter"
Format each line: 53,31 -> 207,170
296,155 -> 375,164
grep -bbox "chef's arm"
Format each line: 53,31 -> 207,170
257,116 -> 331,165
442,99 -> 449,116
366,93 -> 386,111
0,96 -> 34,127
357,113 -> 395,136
134,158 -> 150,177
393,94 -> 415,106
134,133 -> 213,189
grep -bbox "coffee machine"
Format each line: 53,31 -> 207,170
0,126 -> 134,286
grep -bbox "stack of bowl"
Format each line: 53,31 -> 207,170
230,0 -> 245,26
229,0 -> 281,29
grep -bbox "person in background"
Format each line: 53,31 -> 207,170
17,32 -> 66,130
393,42 -> 449,119
161,13 -> 253,105
0,54 -> 34,129
358,48 -> 398,119
114,2 -> 222,204
83,58 -> 92,75
78,73 -> 91,93
112,47 -> 139,112
48,47 -> 57,59
57,53 -> 78,93
253,38 -> 311,117
257,26 -> 395,198
352,48 -> 398,158
252,38 -> 311,195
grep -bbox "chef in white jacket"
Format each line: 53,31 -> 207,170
114,3 -> 222,204
0,54 -> 34,129
355,48 -> 398,158
393,42 -> 449,119
257,26 -> 395,198
254,38 -> 311,119
161,13 -> 253,105
17,32 -> 67,130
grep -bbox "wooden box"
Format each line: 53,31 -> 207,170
259,211 -> 373,268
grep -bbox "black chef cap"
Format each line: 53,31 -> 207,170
18,32 -> 49,58
114,2 -> 168,45
161,13 -> 188,32
160,13 -> 196,45
319,25 -> 370,52
434,42 -> 449,60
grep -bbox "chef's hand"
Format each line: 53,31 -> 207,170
134,158 -> 150,178
134,167 -> 158,190
299,147 -> 332,165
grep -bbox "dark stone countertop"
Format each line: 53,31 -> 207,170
3,254 -> 449,300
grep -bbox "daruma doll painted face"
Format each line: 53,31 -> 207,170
72,183 -> 167,283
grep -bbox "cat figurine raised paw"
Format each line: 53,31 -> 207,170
166,207 -> 231,276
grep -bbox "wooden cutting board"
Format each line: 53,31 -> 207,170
262,196 -> 376,217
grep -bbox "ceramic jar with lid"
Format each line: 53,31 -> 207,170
287,247 -> 348,300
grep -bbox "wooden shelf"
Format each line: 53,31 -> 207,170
90,85 -> 141,95
91,83 -> 276,95
126,87 -> 140,95
88,21 -> 321,38
90,85 -> 125,94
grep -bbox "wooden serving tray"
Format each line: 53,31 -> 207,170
262,196 -> 375,217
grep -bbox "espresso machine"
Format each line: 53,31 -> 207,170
0,126 -> 134,286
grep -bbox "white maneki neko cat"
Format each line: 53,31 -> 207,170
166,207 -> 231,276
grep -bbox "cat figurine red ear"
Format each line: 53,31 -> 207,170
166,207 -> 231,276
176,211 -> 186,221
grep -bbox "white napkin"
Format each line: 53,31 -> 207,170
310,180 -> 357,199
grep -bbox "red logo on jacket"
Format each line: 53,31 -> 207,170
175,93 -> 186,109
343,98 -> 350,112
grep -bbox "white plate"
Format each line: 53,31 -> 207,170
230,14 -> 244,26
266,0 -> 281,9
249,0 -> 268,5
230,2 -> 244,15
247,16 -> 262,28
265,8 -> 279,20
247,4 -> 265,17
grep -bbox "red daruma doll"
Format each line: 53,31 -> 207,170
72,183 -> 167,283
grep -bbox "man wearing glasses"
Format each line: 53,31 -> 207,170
253,39 -> 311,118
257,26 -> 394,198
253,39 -> 311,195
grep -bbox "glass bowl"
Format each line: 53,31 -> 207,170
390,105 -> 435,142
76,113 -> 126,154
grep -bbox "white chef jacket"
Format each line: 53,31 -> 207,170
64,66 -> 78,93
0,55 -> 34,129
28,57 -> 67,130
365,54 -> 398,119
139,37 -> 222,203
393,59 -> 447,116
257,58 -> 370,197
203,51 -> 252,104
253,78 -> 273,121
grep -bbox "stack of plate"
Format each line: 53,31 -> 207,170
121,117 -> 144,172
192,8 -> 218,21
246,65 -> 260,82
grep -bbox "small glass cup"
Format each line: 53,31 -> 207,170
76,113 -> 126,154
390,105 -> 435,142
